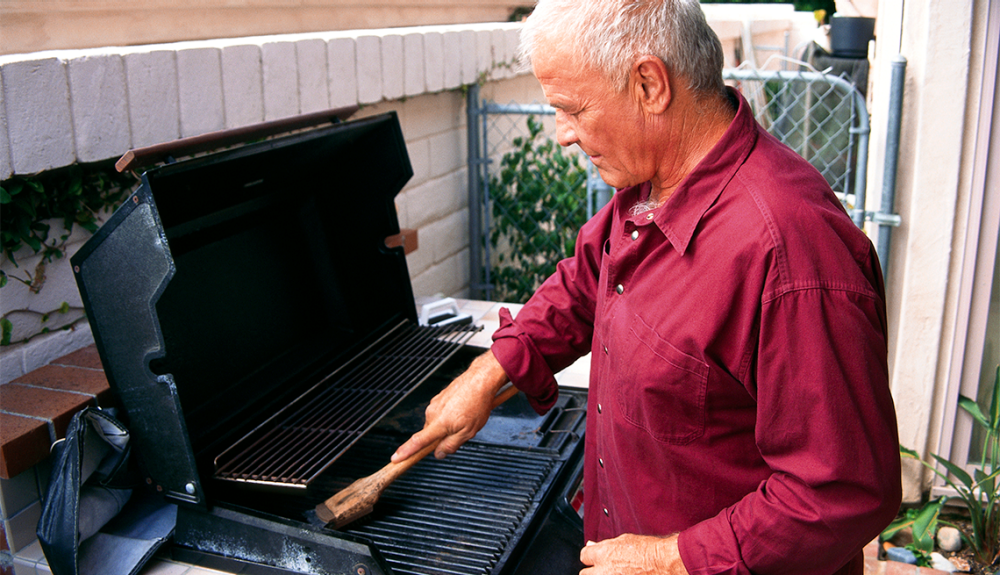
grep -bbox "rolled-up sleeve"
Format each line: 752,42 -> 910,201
491,207 -> 609,415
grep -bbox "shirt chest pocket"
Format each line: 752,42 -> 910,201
614,314 -> 709,445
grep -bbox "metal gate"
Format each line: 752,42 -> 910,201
467,66 -> 903,301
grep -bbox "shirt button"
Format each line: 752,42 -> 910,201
615,284 -> 624,294
646,213 -> 654,220
603,507 -> 609,516
599,458 -> 604,468
597,403 -> 602,414
603,345 -> 608,355
631,230 -> 639,241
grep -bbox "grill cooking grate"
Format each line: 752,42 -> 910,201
214,320 -> 480,488
332,442 -> 556,575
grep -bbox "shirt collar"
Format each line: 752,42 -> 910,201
623,87 -> 758,256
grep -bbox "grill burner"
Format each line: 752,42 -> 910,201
215,321 -> 480,488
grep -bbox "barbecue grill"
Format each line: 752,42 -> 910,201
71,109 -> 587,575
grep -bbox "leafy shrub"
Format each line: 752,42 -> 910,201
883,366 -> 1000,566
488,115 -> 588,303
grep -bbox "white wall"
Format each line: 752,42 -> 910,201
867,0 -> 998,500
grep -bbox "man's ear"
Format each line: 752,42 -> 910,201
631,55 -> 670,115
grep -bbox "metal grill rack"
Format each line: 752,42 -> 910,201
214,320 -> 481,488
332,442 -> 558,575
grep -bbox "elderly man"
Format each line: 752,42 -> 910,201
392,0 -> 902,572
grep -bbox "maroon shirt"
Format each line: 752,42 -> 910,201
491,89 -> 901,574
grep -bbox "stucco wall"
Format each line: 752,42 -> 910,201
868,0 -> 998,500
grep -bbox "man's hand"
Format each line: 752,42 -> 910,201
580,533 -> 689,575
391,350 -> 510,462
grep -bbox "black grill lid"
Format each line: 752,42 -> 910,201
72,112 -> 416,506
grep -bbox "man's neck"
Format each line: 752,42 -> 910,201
649,89 -> 737,205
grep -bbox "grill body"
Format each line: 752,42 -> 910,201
71,112 -> 587,575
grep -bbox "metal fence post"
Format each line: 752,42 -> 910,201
466,83 -> 486,300
877,55 -> 908,279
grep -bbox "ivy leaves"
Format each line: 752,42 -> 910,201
0,161 -> 135,268
488,115 -> 588,303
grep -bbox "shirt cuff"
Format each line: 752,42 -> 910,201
491,307 -> 559,415
677,510 -> 750,575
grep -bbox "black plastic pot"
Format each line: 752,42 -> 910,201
830,16 -> 875,58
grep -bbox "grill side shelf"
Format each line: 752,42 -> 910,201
213,320 -> 481,489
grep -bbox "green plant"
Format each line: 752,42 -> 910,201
0,161 -> 135,289
883,365 -> 1000,566
488,115 -> 588,303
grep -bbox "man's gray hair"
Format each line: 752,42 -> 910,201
519,0 -> 726,97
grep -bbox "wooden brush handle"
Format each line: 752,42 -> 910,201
380,382 -> 518,483
315,382 -> 519,527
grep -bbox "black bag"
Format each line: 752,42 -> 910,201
37,407 -> 175,575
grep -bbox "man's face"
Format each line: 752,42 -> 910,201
532,41 -> 654,190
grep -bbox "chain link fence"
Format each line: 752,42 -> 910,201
466,68 -> 881,302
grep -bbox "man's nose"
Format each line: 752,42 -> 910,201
555,114 -> 577,147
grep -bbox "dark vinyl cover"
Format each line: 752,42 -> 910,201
71,112 -> 415,507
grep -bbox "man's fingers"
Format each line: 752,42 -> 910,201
391,427 -> 442,463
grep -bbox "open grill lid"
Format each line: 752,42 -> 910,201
72,111 -> 425,506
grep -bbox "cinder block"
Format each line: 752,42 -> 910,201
0,468 -> 39,517
404,137 -> 430,187
410,250 -> 469,299
380,33 -> 404,101
0,72 -> 13,180
402,91 -> 455,141
0,347 -> 24,385
404,234 -> 434,278
422,31 -> 443,93
296,38 -> 329,114
4,500 -> 41,552
177,46 -> 224,137
124,49 -> 179,148
327,36 -> 357,109
506,27 -> 523,71
355,35 -> 382,105
261,41 -> 298,120
429,210 -> 469,262
490,29 -> 508,79
1,57 -> 75,174
405,170 -> 466,229
21,323 -> 94,376
441,30 -> 462,90
221,44 -> 264,129
460,30 -> 477,85
65,54 -> 130,163
428,129 -> 464,178
476,29 -> 493,78
402,32 -> 425,97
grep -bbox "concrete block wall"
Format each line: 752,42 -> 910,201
0,22 -> 537,388
0,22 -> 524,181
